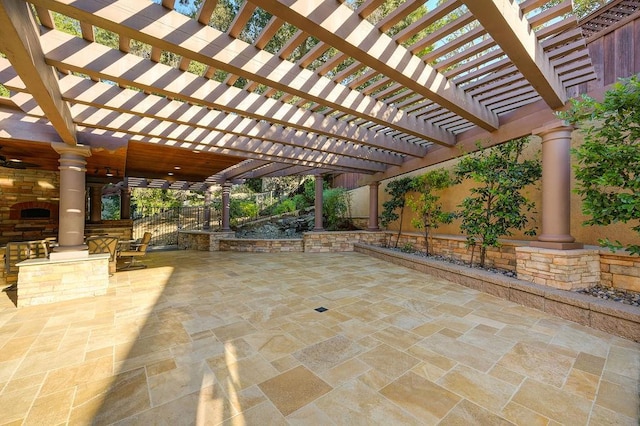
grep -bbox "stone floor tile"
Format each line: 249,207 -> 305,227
595,380 -> 640,419
501,401 -> 550,425
512,378 -> 591,425
0,250 -> 638,424
258,365 -> 332,416
223,400 -> 287,426
498,342 -> 574,387
23,387 -> 74,426
380,371 -> 461,423
437,364 -> 517,413
211,353 -> 279,391
315,379 -> 419,425
563,368 -> 599,400
148,361 -> 216,407
440,399 -> 514,425
357,344 -> 420,380
293,334 -> 363,373
320,357 -> 371,387
371,325 -> 422,350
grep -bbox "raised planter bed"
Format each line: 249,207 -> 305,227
354,243 -> 640,342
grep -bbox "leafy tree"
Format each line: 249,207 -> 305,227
558,76 -> 640,255
380,177 -> 413,248
408,169 -> 455,256
455,137 -> 541,267
101,194 -> 121,220
323,187 -> 352,230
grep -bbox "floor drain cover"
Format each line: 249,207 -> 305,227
314,307 -> 328,312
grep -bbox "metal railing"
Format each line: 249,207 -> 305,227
132,206 -> 221,247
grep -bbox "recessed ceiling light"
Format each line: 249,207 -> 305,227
9,158 -> 22,163
174,166 -> 181,170
167,172 -> 174,176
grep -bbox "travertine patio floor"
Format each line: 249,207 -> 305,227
0,250 -> 638,425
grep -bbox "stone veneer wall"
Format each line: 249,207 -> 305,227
600,251 -> 640,292
85,220 -> 133,240
0,247 -> 6,288
390,232 -> 519,271
178,231 -> 236,251
355,243 -> 640,342
302,231 -> 387,253
0,169 -> 60,245
16,254 -> 109,307
220,239 -> 303,253
516,247 -> 600,290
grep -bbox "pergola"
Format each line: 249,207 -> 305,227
0,0 -> 600,252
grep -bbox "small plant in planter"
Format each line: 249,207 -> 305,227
380,177 -> 413,248
455,137 -> 541,268
400,242 -> 415,253
408,169 -> 455,256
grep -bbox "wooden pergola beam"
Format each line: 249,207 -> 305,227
255,0 -> 498,132
37,34 -> 427,158
462,0 -> 567,108
29,0 -> 454,146
0,0 -> 76,145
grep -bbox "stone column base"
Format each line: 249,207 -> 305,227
516,246 -> 600,290
531,241 -> 584,250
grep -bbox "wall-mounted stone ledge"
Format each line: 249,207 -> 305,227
220,238 -> 303,253
354,243 -> 640,342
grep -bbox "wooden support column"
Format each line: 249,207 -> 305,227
120,186 -> 131,220
203,186 -> 211,230
89,184 -> 102,223
368,181 -> 380,231
221,182 -> 232,232
51,143 -> 91,257
531,121 -> 583,250
314,175 -> 324,231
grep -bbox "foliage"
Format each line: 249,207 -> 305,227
323,187 -> 352,230
558,76 -> 640,255
455,137 -> 541,267
408,169 -> 455,256
273,198 -> 297,215
400,243 -> 415,253
101,195 -> 120,220
380,177 -> 413,248
244,178 -> 263,193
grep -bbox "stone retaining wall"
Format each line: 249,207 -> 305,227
178,231 -> 236,251
302,231 -> 387,253
355,243 -> 640,342
389,232 -> 519,271
220,239 -> 303,253
600,251 -> 640,292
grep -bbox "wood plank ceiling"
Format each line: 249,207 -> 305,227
0,0 -> 598,189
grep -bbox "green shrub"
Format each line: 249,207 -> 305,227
274,199 -> 297,215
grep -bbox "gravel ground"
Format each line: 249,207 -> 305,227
392,248 -> 640,308
574,285 -> 640,307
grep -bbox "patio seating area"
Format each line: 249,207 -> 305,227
0,250 -> 637,424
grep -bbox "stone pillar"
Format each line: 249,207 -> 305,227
120,186 -> 131,220
89,184 -> 102,223
51,143 -> 91,257
531,121 -> 583,250
314,175 -> 324,231
367,181 -> 380,231
221,182 -> 232,232
203,187 -> 211,230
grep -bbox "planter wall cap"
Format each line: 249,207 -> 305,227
588,298 -> 640,322
509,279 -> 547,296
544,288 -> 593,309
